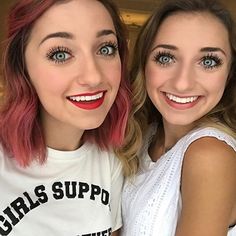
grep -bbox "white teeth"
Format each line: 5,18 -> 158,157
69,92 -> 103,102
166,93 -> 198,104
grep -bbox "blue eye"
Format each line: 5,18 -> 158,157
98,42 -> 118,57
159,55 -> 172,63
47,46 -> 73,64
52,52 -> 71,62
200,55 -> 222,69
153,51 -> 175,66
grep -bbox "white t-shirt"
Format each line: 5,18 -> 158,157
0,142 -> 123,236
122,126 -> 236,236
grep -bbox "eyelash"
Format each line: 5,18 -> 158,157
46,46 -> 72,64
46,41 -> 118,64
153,51 -> 223,70
200,53 -> 223,69
98,41 -> 118,57
153,51 -> 175,66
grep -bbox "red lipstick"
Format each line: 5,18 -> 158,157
67,91 -> 105,110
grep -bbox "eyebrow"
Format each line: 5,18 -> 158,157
151,44 -> 178,52
151,44 -> 227,56
200,47 -> 226,55
96,29 -> 116,37
39,32 -> 74,46
39,29 -> 116,46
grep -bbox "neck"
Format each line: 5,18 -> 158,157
41,111 -> 84,151
162,121 -> 195,150
149,121 -> 195,162
44,127 -> 84,151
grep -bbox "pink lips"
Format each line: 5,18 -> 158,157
163,92 -> 201,110
67,91 -> 106,110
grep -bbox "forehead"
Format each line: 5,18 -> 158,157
154,12 -> 230,50
30,0 -> 115,39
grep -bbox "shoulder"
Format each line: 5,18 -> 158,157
181,135 -> 236,212
185,135 -> 236,166
183,136 -> 236,181
86,143 -> 123,183
176,136 -> 236,235
180,126 -> 236,162
86,143 -> 122,170
185,127 -> 236,148
87,142 -> 116,159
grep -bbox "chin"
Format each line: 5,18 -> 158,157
82,119 -> 106,130
165,117 -> 196,126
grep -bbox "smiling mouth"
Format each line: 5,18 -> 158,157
68,92 -> 103,102
165,93 -> 199,104
67,91 -> 106,110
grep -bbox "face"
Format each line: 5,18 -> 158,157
25,0 -> 121,139
145,12 -> 231,130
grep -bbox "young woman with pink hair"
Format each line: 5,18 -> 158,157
0,0 -> 134,235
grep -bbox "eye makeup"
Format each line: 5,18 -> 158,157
46,46 -> 73,64
153,50 -> 176,66
98,41 -> 118,57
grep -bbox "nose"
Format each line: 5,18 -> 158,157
76,56 -> 103,88
171,62 -> 195,92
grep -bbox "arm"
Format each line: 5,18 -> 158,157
175,137 -> 236,236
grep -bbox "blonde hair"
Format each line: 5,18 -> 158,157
121,0 -> 236,175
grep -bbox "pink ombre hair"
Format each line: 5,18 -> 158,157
0,0 -> 130,166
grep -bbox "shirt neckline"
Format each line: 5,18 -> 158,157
47,142 -> 90,160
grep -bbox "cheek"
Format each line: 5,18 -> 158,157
26,48 -> 68,95
29,67 -> 68,99
106,59 -> 122,88
205,73 -> 228,96
145,64 -> 162,90
211,82 -> 226,101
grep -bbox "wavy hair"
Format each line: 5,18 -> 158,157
129,0 -> 236,157
0,0 -> 134,175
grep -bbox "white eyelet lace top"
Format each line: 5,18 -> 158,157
122,126 -> 236,236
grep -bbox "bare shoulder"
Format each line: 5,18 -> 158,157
182,136 -> 236,191
175,136 -> 236,236
184,136 -> 236,175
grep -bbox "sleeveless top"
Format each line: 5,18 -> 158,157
122,126 -> 236,236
